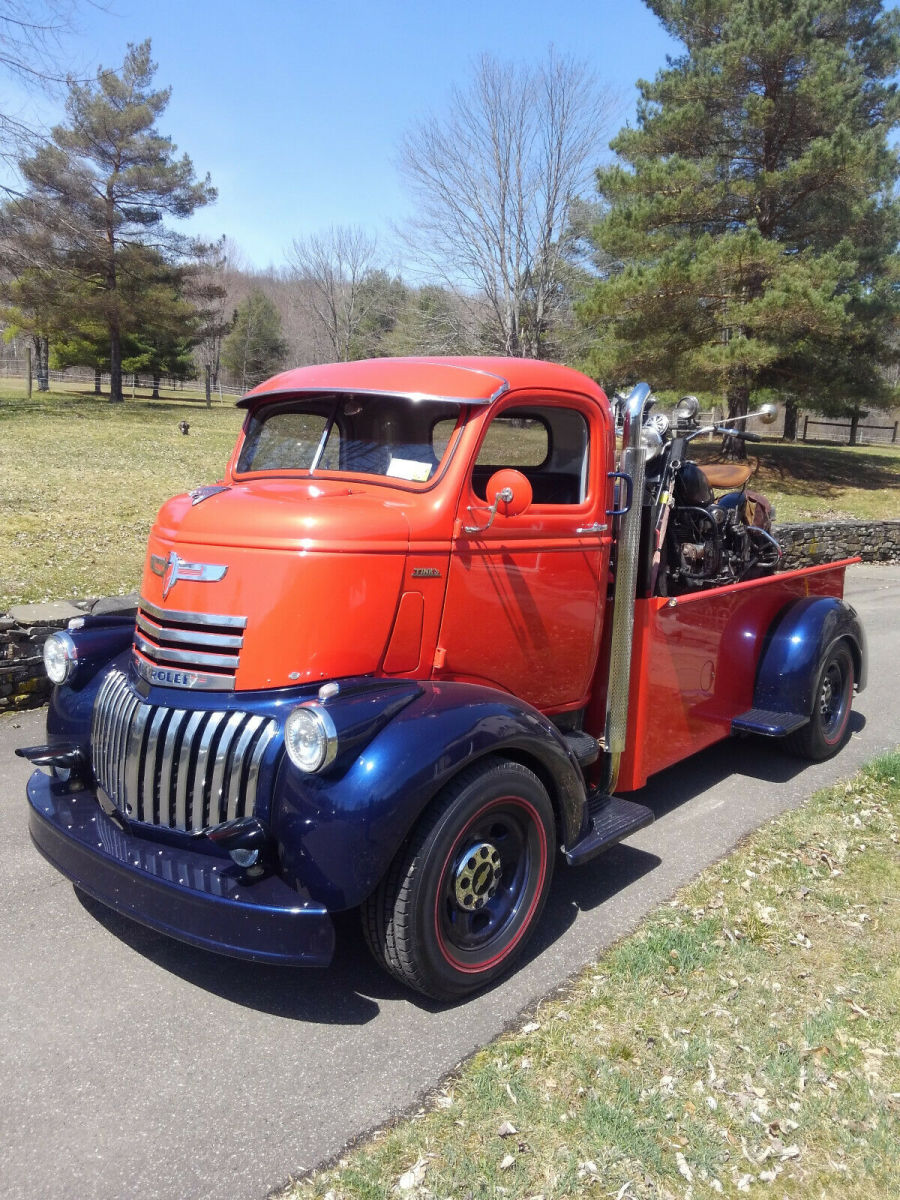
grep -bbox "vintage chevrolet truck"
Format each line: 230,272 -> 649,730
21,357 -> 866,999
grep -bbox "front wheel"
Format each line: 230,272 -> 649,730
786,641 -> 854,760
362,759 -> 555,1000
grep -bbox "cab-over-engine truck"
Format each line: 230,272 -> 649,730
21,358 -> 866,999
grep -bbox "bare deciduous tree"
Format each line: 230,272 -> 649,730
187,235 -> 234,398
1,1 -> 89,164
287,225 -> 380,361
399,49 -> 618,358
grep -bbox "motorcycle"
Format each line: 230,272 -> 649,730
635,394 -> 782,596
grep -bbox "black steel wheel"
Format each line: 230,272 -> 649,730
362,759 -> 555,1000
786,641 -> 854,761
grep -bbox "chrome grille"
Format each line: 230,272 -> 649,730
91,669 -> 278,832
133,599 -> 248,692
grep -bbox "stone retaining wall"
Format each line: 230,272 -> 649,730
2,520 -> 898,713
0,595 -> 137,713
774,518 -> 900,570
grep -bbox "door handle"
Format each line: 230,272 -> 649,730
575,522 -> 608,535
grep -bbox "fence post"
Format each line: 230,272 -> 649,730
802,414 -> 809,441
893,422 -> 898,445
26,346 -> 32,397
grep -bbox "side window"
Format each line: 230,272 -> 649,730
431,416 -> 460,463
472,406 -> 589,505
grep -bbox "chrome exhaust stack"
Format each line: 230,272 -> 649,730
605,382 -> 654,793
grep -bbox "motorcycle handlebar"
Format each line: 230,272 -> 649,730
717,428 -> 762,443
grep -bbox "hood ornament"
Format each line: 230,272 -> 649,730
150,551 -> 228,599
189,485 -> 230,506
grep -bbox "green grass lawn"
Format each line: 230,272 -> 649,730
0,385 -> 243,609
691,440 -> 900,523
281,752 -> 900,1200
1,384 -> 898,610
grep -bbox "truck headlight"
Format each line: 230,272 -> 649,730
284,703 -> 338,773
43,632 -> 78,685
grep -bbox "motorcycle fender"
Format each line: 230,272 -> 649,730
272,681 -> 588,911
753,596 -> 867,718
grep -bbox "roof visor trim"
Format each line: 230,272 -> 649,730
237,384 -> 506,409
238,362 -> 510,408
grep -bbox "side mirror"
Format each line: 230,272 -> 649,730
757,403 -> 778,425
463,468 -> 532,533
487,469 -> 532,518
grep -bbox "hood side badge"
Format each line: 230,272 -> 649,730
150,551 -> 228,599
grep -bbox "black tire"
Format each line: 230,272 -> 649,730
786,641 -> 854,761
362,759 -> 555,1000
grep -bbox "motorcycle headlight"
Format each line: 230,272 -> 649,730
284,703 -> 338,773
43,632 -> 78,685
640,426 -> 664,459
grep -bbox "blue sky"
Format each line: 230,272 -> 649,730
10,0 -> 681,268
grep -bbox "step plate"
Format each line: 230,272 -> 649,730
562,729 -> 600,767
565,794 -> 654,867
731,708 -> 808,737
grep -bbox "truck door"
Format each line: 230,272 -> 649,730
436,397 -> 612,712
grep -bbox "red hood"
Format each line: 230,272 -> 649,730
153,479 -> 410,553
138,481 -> 415,689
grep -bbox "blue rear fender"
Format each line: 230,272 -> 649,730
272,682 -> 589,911
753,596 -> 867,717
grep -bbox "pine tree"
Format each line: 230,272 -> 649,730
580,0 -> 900,442
221,290 -> 288,391
16,39 -> 215,401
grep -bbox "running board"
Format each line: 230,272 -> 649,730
564,793 -> 654,867
731,708 -> 809,737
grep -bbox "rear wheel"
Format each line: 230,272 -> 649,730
362,759 -> 555,1000
786,641 -> 854,760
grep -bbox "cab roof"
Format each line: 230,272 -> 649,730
238,356 -> 606,408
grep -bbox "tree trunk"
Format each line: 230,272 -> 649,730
783,395 -> 798,441
94,365 -> 102,395
152,374 -> 160,399
109,326 -> 123,402
849,408 -> 860,446
724,380 -> 750,460
205,363 -> 211,407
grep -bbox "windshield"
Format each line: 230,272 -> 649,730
236,393 -> 462,483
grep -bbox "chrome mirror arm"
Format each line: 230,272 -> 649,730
463,487 -> 514,535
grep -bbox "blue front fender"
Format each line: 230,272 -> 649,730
753,596 -> 867,717
272,682 -> 589,911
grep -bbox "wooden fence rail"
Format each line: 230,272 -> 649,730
801,416 -> 898,445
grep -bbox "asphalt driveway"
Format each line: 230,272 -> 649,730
1,563 -> 897,1200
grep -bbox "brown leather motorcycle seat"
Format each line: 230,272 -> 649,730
701,462 -> 755,489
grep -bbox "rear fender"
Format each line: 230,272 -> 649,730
272,682 -> 588,910
754,596 -> 867,717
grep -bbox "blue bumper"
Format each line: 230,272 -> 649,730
26,771 -> 335,967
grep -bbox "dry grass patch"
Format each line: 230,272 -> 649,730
279,753 -> 900,1200
0,387 -> 242,609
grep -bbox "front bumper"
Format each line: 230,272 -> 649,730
26,771 -> 335,966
